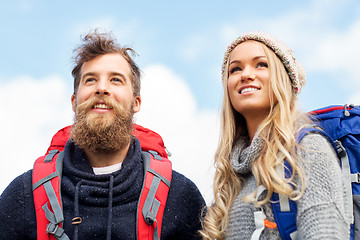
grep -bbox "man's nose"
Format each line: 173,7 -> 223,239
95,80 -> 110,96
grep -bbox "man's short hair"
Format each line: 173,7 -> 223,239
72,30 -> 141,96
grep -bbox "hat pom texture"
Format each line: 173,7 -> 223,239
222,31 -> 306,94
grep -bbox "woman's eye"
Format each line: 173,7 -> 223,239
230,66 -> 241,74
257,62 -> 268,68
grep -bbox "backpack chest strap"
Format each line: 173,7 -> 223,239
335,140 -> 354,224
251,185 -> 267,240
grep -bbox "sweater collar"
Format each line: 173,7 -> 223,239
61,138 -> 144,205
63,137 -> 141,176
230,130 -> 264,175
62,138 -> 143,240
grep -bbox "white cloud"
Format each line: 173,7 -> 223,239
136,65 -> 218,203
0,75 -> 73,193
265,2 -> 360,89
308,20 -> 360,82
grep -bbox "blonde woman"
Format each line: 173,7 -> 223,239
201,32 -> 350,240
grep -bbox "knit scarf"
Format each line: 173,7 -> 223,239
230,132 -> 264,175
226,132 -> 280,240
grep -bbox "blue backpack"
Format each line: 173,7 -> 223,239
272,104 -> 360,240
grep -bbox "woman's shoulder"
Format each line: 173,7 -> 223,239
296,130 -> 339,173
298,129 -> 335,153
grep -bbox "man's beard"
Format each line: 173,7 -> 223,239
71,96 -> 134,153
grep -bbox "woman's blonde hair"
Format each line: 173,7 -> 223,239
200,41 -> 310,240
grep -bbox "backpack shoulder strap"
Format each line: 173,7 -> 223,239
33,150 -> 69,240
137,151 -> 172,240
270,127 -> 328,240
270,161 -> 298,240
270,192 -> 298,240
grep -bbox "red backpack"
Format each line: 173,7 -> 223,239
32,124 -> 172,240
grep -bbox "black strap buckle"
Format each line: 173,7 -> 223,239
334,140 -> 347,158
46,223 -> 65,238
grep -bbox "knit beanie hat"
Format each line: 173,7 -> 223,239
222,31 -> 306,94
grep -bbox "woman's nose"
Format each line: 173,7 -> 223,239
241,67 -> 256,82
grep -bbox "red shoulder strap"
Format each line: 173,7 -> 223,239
33,150 -> 69,240
137,152 -> 172,240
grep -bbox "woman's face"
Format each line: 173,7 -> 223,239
227,41 -> 275,121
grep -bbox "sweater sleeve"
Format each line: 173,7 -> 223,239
296,133 -> 350,239
161,170 -> 206,240
0,170 -> 37,240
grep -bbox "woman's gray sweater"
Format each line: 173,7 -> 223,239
225,132 -> 351,240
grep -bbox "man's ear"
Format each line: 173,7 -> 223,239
71,94 -> 76,112
133,96 -> 141,113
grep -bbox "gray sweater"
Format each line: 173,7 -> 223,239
226,132 -> 351,240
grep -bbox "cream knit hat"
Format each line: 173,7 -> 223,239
222,31 -> 306,94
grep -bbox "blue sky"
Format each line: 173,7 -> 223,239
1,0 -> 360,202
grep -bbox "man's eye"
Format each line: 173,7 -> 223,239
112,78 -> 124,83
85,78 -> 96,83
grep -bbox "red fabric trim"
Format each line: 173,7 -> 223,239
45,124 -> 168,158
309,106 -> 344,115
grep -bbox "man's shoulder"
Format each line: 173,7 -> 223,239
1,169 -> 33,198
171,170 -> 194,185
161,170 -> 205,239
170,170 -> 196,186
168,170 -> 204,203
0,169 -> 33,215
0,169 -> 36,239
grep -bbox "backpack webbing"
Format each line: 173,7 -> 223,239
32,150 -> 172,240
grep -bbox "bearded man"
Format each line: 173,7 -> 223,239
0,30 -> 205,240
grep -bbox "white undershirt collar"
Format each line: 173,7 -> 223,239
93,162 -> 122,175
